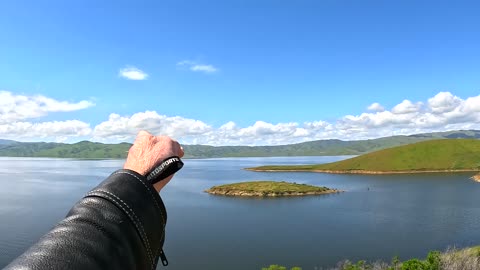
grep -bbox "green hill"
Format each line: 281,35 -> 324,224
249,139 -> 480,173
0,130 -> 480,159
0,141 -> 131,159
183,135 -> 432,157
183,130 -> 480,158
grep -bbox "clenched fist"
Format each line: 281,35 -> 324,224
124,130 -> 184,192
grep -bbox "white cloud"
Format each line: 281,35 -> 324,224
391,100 -> 423,114
2,90 -> 480,146
333,92 -> 480,138
367,102 -> 385,112
428,91 -> 462,114
92,113 -> 312,145
93,111 -> 213,142
119,66 -> 148,80
0,91 -> 94,124
90,91 -> 480,145
0,120 -> 92,140
0,91 -> 94,142
177,60 -> 218,73
213,121 -> 305,145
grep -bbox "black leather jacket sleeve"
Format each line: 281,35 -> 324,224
4,169 -> 168,270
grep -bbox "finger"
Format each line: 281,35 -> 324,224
160,136 -> 183,157
177,143 -> 185,157
179,146 -> 185,158
172,140 -> 185,157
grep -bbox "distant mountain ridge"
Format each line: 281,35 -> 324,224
0,130 -> 479,159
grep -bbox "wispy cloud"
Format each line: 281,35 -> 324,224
177,60 -> 218,74
191,64 -> 217,73
119,66 -> 148,80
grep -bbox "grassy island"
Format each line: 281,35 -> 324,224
205,181 -> 341,197
247,139 -> 480,175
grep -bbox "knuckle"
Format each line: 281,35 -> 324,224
138,130 -> 150,136
157,135 -> 170,141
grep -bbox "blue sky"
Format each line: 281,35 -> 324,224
1,0 -> 480,145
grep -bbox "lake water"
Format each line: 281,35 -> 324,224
1,156 -> 480,270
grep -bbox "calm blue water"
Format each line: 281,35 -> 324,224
1,156 -> 480,270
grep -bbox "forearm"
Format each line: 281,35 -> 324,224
5,169 -> 167,270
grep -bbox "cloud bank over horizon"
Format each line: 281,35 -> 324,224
1,91 -> 480,145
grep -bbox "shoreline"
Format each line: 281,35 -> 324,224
246,168 -> 480,175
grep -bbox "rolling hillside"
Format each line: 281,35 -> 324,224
249,139 -> 480,173
0,141 -> 131,159
0,130 -> 479,159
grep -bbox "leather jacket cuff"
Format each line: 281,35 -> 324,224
84,169 -> 167,264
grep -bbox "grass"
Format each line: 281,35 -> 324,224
205,181 -> 334,195
262,246 -> 480,270
249,139 -> 480,173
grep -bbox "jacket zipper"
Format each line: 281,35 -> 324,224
159,249 -> 169,266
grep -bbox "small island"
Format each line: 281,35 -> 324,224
247,139 -> 480,175
205,181 -> 342,197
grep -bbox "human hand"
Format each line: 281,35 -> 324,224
124,130 -> 184,192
